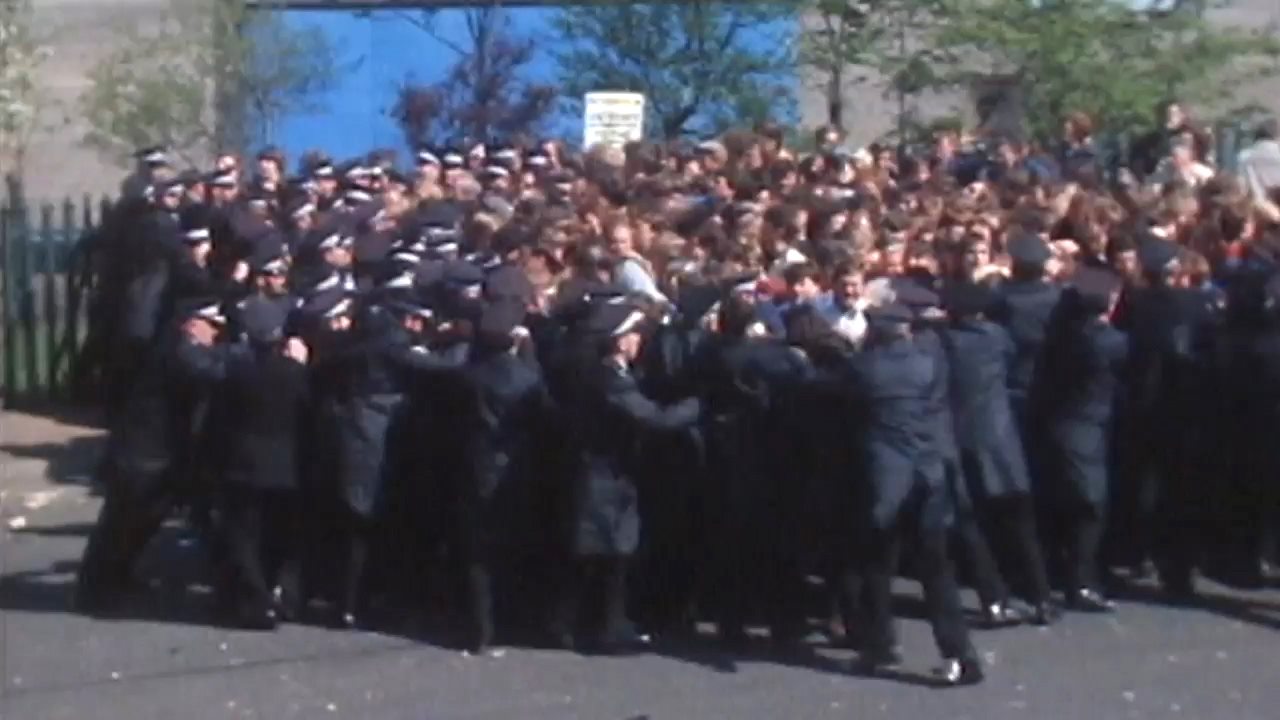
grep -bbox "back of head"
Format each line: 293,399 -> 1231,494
718,294 -> 757,339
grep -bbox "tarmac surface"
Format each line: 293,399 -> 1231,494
1,406 -> 1279,720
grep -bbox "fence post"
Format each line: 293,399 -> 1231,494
46,201 -> 71,398
6,176 -> 37,401
66,196 -> 92,400
0,189 -> 12,402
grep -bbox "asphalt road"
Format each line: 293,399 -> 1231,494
2,409 -> 1279,720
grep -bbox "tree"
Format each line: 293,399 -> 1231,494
550,1 -> 798,140
0,0 -> 52,177
390,6 -> 557,148
800,0 -> 945,134
78,0 -> 338,167
919,0 -> 1280,140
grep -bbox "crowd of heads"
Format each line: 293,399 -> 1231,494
128,100 -> 1280,338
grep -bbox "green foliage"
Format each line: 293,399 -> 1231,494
550,1 -> 798,139
0,0 -> 51,174
78,0 -> 337,167
802,0 -> 1280,141
924,0 -> 1280,139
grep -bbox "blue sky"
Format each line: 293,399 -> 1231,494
270,8 -> 596,162
267,6 -> 796,165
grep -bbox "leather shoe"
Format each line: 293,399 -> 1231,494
981,601 -> 1025,628
1030,601 -> 1061,626
593,631 -> 652,656
936,656 -> 985,686
852,646 -> 903,675
1068,587 -> 1115,613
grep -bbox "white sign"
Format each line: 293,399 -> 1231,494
583,92 -> 645,149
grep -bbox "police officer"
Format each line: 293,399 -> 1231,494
847,301 -> 983,686
551,301 -> 701,653
77,298 -> 246,612
451,300 -> 551,652
701,293 -> 814,651
1115,237 -> 1216,599
943,281 -> 1058,625
1041,269 -> 1129,611
217,298 -> 311,629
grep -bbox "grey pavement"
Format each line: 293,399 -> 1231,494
2,407 -> 1279,720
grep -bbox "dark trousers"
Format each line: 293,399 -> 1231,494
1065,504 -> 1106,591
861,488 -> 975,662
954,508 -> 1007,608
711,517 -> 806,643
220,486 -> 301,615
1152,455 -> 1204,591
983,495 -> 1053,604
77,469 -> 173,600
459,559 -> 495,651
552,556 -> 631,644
340,517 -> 373,617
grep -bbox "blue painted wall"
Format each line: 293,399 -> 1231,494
265,7 -> 796,166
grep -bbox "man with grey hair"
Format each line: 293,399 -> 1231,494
1237,118 -> 1280,204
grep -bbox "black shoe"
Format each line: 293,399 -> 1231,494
543,622 -> 576,651
1067,587 -> 1115,613
852,646 -> 903,675
1030,601 -> 1061,626
1261,560 -> 1280,586
1128,559 -> 1157,581
981,601 -> 1025,628
237,606 -> 278,631
593,631 -> 652,656
936,656 -> 985,687
1161,580 -> 1197,605
271,585 -> 301,622
718,625 -> 751,653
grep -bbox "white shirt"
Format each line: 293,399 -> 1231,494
832,299 -> 869,348
1238,140 -> 1280,202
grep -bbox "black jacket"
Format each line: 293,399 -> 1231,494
569,357 -> 700,557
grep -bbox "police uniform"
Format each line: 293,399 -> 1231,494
943,282 -> 1056,624
452,300 -> 552,651
77,299 -> 245,611
1041,269 -> 1128,610
847,302 -> 982,686
552,302 -> 701,652
217,296 -> 309,629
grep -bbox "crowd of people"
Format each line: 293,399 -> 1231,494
70,100 -> 1280,688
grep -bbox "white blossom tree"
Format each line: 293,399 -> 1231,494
0,0 -> 52,179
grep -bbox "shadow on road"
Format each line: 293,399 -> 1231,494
1112,581 -> 1280,632
1,435 -> 107,491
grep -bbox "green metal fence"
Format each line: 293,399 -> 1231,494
0,175 -> 110,406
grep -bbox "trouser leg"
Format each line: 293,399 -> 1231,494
915,521 -> 976,662
1070,506 -> 1105,591
600,556 -> 633,642
1153,468 -> 1197,592
340,519 -> 371,618
78,490 -> 135,598
549,558 -> 586,643
222,487 -> 272,615
861,526 -> 901,655
1001,495 -> 1054,604
954,509 -> 1007,608
464,560 -> 495,651
262,491 -> 302,614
